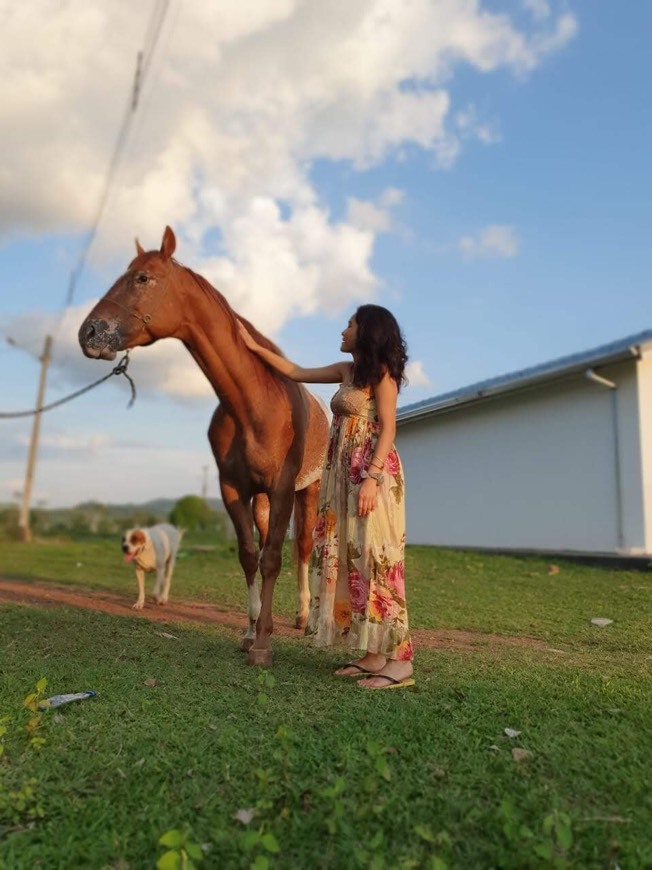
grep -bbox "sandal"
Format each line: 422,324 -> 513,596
357,673 -> 416,691
334,662 -> 378,678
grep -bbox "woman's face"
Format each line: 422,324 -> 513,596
340,315 -> 358,354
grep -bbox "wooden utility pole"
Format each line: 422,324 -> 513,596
18,334 -> 53,543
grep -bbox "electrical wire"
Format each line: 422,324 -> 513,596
2,1 -> 174,366
60,0 -> 171,315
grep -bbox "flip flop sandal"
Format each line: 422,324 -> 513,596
334,662 -> 377,678
358,674 -> 416,690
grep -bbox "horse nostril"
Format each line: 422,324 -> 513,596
78,320 -> 98,349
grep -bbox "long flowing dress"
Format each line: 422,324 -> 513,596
305,380 -> 413,661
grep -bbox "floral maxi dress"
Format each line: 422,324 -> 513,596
305,381 -> 413,661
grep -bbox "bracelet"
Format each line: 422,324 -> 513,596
361,470 -> 384,485
370,457 -> 384,470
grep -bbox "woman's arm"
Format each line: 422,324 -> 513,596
237,320 -> 348,384
357,372 -> 398,517
370,371 -> 398,468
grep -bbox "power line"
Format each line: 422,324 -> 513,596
141,0 -> 170,80
7,1 -> 172,543
61,0 -> 171,314
1,2 -> 173,358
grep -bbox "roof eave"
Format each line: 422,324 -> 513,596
397,342 -> 646,426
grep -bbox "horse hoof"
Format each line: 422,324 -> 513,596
294,616 -> 307,631
247,648 -> 273,668
240,637 -> 254,652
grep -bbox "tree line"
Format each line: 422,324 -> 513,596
0,495 -> 231,541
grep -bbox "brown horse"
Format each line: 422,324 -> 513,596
78,226 -> 329,666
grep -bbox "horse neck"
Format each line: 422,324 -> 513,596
174,269 -> 277,420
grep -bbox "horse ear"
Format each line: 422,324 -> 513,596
161,226 -> 176,259
135,238 -> 145,257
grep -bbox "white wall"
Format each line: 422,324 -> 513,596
634,351 -> 652,551
612,359 -> 646,553
397,360 -> 646,554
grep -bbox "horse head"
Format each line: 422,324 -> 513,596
78,226 -> 180,360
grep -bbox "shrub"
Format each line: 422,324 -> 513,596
169,495 -> 213,532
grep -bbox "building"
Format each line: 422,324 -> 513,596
396,330 -> 652,556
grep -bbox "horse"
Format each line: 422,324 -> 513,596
78,226 -> 329,666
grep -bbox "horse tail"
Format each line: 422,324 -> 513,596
291,497 -> 300,569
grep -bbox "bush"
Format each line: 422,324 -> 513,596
0,507 -> 21,541
169,495 -> 213,532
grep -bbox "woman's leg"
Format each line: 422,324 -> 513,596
334,652 -> 386,677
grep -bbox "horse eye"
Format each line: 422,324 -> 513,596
136,273 -> 148,284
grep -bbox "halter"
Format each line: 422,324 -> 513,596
100,259 -> 174,334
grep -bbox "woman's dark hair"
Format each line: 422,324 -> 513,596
351,304 -> 408,391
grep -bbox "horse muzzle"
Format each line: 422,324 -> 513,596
78,318 -> 123,361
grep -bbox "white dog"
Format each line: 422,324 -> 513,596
121,524 -> 183,610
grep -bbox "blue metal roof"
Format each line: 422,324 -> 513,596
398,329 -> 652,424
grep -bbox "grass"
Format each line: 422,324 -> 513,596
2,536 -> 652,651
1,537 -> 652,868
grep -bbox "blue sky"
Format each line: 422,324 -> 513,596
1,0 -> 650,508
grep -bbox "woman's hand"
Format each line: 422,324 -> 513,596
237,320 -> 261,352
237,320 -> 348,384
358,477 -> 378,517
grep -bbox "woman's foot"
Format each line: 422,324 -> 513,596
334,653 -> 386,677
357,659 -> 413,689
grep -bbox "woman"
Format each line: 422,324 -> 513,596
238,304 -> 414,690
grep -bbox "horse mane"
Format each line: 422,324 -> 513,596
183,264 -> 286,357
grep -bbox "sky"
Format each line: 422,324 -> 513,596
1,0 -> 650,509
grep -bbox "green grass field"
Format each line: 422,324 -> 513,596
1,537 -> 651,868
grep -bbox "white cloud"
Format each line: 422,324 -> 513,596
0,1 -> 577,331
459,225 -> 519,260
533,13 -> 578,56
455,105 -> 502,145
380,188 -> 405,209
405,360 -> 432,388
523,0 -> 551,22
346,188 -> 404,234
199,199 -> 377,330
346,199 -> 391,234
16,432 -> 110,454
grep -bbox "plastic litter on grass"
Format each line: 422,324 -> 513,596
39,691 -> 97,710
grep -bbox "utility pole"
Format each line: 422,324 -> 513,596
201,465 -> 208,501
18,334 -> 53,543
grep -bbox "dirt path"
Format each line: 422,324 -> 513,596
0,578 -> 546,652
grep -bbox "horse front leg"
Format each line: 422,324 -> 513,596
248,480 -> 295,667
220,480 -> 260,652
293,479 -> 320,630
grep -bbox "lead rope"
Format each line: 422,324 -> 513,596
0,352 -> 136,419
